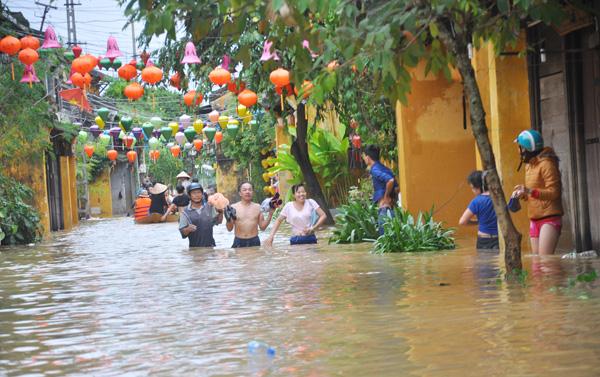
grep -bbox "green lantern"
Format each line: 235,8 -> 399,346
142,122 -> 154,139
136,61 -> 145,70
160,126 -> 173,140
148,137 -> 160,150
64,50 -> 75,61
120,116 -> 133,132
100,58 -> 111,70
204,126 -> 216,142
99,133 -> 111,146
184,127 -> 196,142
150,116 -> 162,130
226,124 -> 239,138
97,107 -> 110,122
111,58 -> 122,70
77,130 -> 88,143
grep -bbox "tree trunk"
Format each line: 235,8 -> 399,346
290,102 -> 335,224
437,25 -> 522,273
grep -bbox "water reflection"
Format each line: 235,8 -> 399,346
0,219 -> 599,376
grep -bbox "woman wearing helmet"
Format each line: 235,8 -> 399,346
512,129 -> 563,255
179,182 -> 223,247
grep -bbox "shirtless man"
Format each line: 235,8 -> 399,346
226,182 -> 275,248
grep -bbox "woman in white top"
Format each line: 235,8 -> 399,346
264,183 -> 327,246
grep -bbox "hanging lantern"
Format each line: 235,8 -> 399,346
193,139 -> 203,151
89,125 -> 102,138
120,116 -> 133,132
126,150 -> 137,163
111,59 -> 122,70
218,116 -> 229,129
99,133 -> 111,147
99,57 -> 111,69
72,57 -> 93,75
236,104 -> 248,117
141,65 -> 163,85
64,50 -> 75,61
270,68 -> 290,87
123,135 -> 135,149
70,72 -> 85,88
238,89 -> 258,107
84,144 -> 95,158
123,82 -> 144,101
183,90 -> 203,107
107,149 -> 118,161
168,122 -> 179,136
118,64 -> 137,81
352,134 -> 362,149
227,80 -> 245,94
77,130 -> 88,143
175,131 -> 186,146
204,126 -> 216,142
226,119 -> 239,138
184,127 -> 197,142
40,26 -> 61,49
160,126 -> 173,140
181,42 -> 201,64
148,137 -> 160,150
170,72 -> 181,89
149,149 -> 160,162
242,112 -> 253,125
142,123 -> 154,139
0,36 -> 21,55
184,142 -> 193,151
94,116 -> 105,129
294,80 -> 313,99
208,66 -> 231,86
208,110 -> 219,124
350,119 -> 359,130
150,116 -> 162,130
20,65 -> 40,84
170,145 -> 181,158
132,127 -> 143,141
72,44 -> 82,58
215,131 -> 223,144
97,108 -> 110,122
20,36 -> 40,50
109,127 -> 122,143
179,114 -> 191,128
105,36 -> 123,61
193,119 -> 204,134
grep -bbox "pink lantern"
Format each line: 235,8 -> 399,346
209,110 -> 219,124
259,40 -> 279,62
105,36 -> 123,61
181,42 -> 201,64
21,65 -> 40,84
221,55 -> 230,70
40,26 -> 61,49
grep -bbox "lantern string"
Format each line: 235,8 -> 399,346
11,63 -> 14,81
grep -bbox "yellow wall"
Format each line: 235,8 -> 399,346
216,160 -> 240,201
59,156 -> 79,230
473,37 -> 531,248
5,156 -> 51,235
88,168 -> 113,217
396,62 -> 477,233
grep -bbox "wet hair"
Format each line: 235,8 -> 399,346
291,183 -> 306,194
176,184 -> 185,194
467,170 -> 488,192
363,145 -> 380,161
238,181 -> 253,192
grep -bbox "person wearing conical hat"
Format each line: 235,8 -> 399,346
149,182 -> 170,215
176,171 -> 191,189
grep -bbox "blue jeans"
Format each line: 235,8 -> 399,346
290,234 -> 317,245
378,207 -> 395,235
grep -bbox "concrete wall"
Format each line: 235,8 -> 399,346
89,168 -> 113,218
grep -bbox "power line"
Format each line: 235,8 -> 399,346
35,1 -> 57,32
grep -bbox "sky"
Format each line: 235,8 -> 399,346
6,0 -> 165,61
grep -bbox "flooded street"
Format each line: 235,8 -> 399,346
1,218 -> 599,376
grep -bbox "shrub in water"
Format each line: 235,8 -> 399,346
329,198 -> 380,244
0,173 -> 42,245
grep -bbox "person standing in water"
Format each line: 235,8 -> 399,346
459,170 -> 499,250
264,183 -> 327,246
362,145 -> 399,235
161,184 -> 190,221
225,182 -> 276,248
179,183 -> 223,247
512,129 -> 563,255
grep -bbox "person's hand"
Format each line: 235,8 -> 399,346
513,185 -> 528,199
380,196 -> 393,207
302,226 -> 315,235
264,237 -> 273,247
160,214 -> 167,222
186,224 -> 197,233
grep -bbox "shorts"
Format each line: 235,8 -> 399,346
529,216 -> 562,238
290,234 -> 317,245
476,236 -> 499,251
378,207 -> 395,236
231,236 -> 261,248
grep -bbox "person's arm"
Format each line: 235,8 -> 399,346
179,213 -> 196,237
531,160 -> 561,201
214,208 -> 223,225
258,208 -> 275,231
264,216 -> 285,246
307,207 -> 327,234
162,203 -> 176,219
382,178 -> 396,206
458,208 -> 476,226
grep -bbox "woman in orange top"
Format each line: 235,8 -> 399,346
134,190 -> 152,220
512,130 -> 563,255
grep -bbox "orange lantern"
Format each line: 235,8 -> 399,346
118,64 -> 137,81
149,149 -> 161,162
170,72 -> 181,89
270,68 -> 290,87
184,90 -> 203,107
126,150 -> 137,163
227,80 -> 245,94
124,82 -> 144,101
208,66 -> 231,86
215,131 -> 223,144
18,48 -> 39,66
70,72 -> 85,88
83,145 -> 95,158
294,80 -> 313,99
0,36 -> 21,55
141,65 -> 163,85
193,139 -> 203,151
83,73 -> 92,88
238,89 -> 257,107
72,57 -> 92,75
107,149 -> 118,161
170,145 -> 181,158
20,35 -> 40,50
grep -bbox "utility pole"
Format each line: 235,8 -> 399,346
65,0 -> 80,45
131,21 -> 137,59
36,1 -> 57,32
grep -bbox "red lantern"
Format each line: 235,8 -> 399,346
170,72 -> 181,89
107,149 -> 118,161
141,65 -> 163,85
193,139 -> 203,151
118,64 -> 137,81
20,35 -> 40,50
170,145 -> 181,158
83,73 -> 92,88
0,36 -> 21,55
270,68 -> 290,87
238,89 -> 257,107
208,66 -> 231,86
126,150 -> 137,163
184,90 -> 203,107
215,131 -> 223,144
124,82 -> 144,100
72,44 -> 82,58
149,149 -> 161,162
352,134 -> 362,149
123,136 -> 135,149
70,72 -> 85,88
18,48 -> 39,66
227,80 -> 245,94
84,145 -> 95,158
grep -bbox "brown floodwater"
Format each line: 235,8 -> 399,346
0,217 -> 599,376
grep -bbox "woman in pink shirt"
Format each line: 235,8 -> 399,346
264,183 -> 327,246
